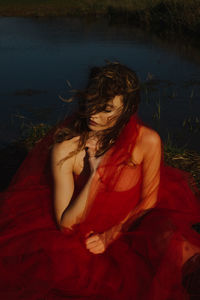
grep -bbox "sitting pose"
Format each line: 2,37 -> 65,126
0,62 -> 200,299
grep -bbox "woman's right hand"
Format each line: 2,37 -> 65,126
87,150 -> 102,174
86,137 -> 102,173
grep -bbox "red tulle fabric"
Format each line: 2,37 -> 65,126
0,114 -> 200,300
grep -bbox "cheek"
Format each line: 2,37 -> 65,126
100,114 -> 111,125
107,115 -> 118,127
103,116 -> 113,127
98,113 -> 118,127
106,115 -> 112,124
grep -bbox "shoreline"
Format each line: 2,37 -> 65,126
0,0 -> 200,37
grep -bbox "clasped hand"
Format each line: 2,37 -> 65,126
84,224 -> 122,254
85,136 -> 102,173
85,231 -> 107,254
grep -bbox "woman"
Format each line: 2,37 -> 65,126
0,62 -> 200,299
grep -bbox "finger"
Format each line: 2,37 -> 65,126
85,240 -> 104,251
85,233 -> 99,241
86,140 -> 96,148
87,149 -> 96,157
86,241 -> 104,250
85,241 -> 99,249
85,241 -> 99,250
86,145 -> 95,152
85,235 -> 100,245
86,233 -> 105,245
88,245 -> 105,254
85,239 -> 102,247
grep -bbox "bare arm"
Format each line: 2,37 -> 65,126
120,129 -> 161,231
85,129 -> 162,254
51,137 -> 102,230
60,172 -> 95,229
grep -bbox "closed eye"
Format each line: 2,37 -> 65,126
104,109 -> 112,113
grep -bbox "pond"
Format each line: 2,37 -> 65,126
0,17 -> 200,151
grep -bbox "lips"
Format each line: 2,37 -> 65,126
89,119 -> 98,126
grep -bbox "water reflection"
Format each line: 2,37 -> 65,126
0,17 -> 199,150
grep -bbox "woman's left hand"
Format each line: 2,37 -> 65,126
85,231 -> 106,254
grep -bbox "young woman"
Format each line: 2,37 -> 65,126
0,62 -> 200,299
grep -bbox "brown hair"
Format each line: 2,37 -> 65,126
54,61 -> 140,162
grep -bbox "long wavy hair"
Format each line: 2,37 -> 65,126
54,61 -> 140,162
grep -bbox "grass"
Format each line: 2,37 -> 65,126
16,117 -> 52,150
164,134 -> 200,191
0,0 -> 200,36
0,122 -> 51,191
0,121 -> 200,192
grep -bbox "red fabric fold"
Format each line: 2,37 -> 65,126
0,114 -> 200,299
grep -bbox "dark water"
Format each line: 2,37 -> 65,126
0,17 -> 200,150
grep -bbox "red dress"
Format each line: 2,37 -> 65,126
0,115 -> 200,299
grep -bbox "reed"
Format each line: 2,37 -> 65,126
0,120 -> 199,192
152,98 -> 161,120
164,147 -> 200,191
0,0 -> 199,36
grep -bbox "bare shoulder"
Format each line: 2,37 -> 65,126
137,125 -> 161,161
139,125 -> 161,148
51,136 -> 80,167
131,125 -> 161,164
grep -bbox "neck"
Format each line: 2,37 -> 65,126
88,130 -> 104,140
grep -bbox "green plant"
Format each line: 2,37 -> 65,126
14,114 -> 51,150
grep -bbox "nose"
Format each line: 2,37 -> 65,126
91,112 -> 102,122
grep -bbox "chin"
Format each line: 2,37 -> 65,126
88,121 -> 102,131
88,124 -> 102,131
88,120 -> 112,132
